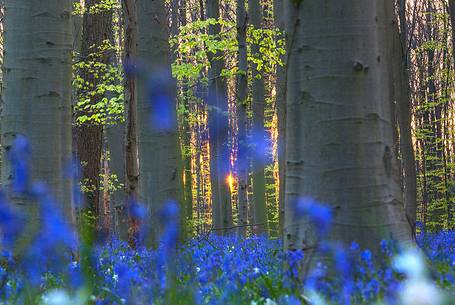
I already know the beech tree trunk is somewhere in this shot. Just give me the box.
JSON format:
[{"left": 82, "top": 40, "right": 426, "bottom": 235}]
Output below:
[
  {"left": 106, "top": 121, "right": 127, "bottom": 238},
  {"left": 75, "top": 0, "right": 113, "bottom": 226},
  {"left": 283, "top": 0, "right": 412, "bottom": 252},
  {"left": 172, "top": 0, "right": 194, "bottom": 232},
  {"left": 448, "top": 0, "right": 455, "bottom": 226},
  {"left": 249, "top": 0, "right": 268, "bottom": 236},
  {"left": 394, "top": 0, "right": 418, "bottom": 236},
  {"left": 2, "top": 0, "right": 74, "bottom": 222},
  {"left": 136, "top": 0, "right": 183, "bottom": 245},
  {"left": 207, "top": 0, "right": 232, "bottom": 232},
  {"left": 122, "top": 0, "right": 139, "bottom": 243},
  {"left": 274, "top": 0, "right": 286, "bottom": 234},
  {"left": 236, "top": 0, "right": 249, "bottom": 236}
]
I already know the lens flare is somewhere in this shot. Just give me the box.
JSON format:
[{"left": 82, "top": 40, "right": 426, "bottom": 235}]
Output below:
[{"left": 226, "top": 173, "right": 235, "bottom": 192}]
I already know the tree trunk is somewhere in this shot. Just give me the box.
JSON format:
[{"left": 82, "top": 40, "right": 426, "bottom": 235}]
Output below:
[
  {"left": 283, "top": 0, "right": 412, "bottom": 253},
  {"left": 2, "top": 0, "right": 74, "bottom": 222},
  {"left": 449, "top": 0, "right": 455, "bottom": 66},
  {"left": 447, "top": 0, "right": 455, "bottom": 227},
  {"left": 236, "top": 0, "right": 249, "bottom": 236},
  {"left": 123, "top": 0, "right": 140, "bottom": 244},
  {"left": 75, "top": 0, "right": 113, "bottom": 227},
  {"left": 274, "top": 0, "right": 286, "bottom": 235},
  {"left": 249, "top": 0, "right": 268, "bottom": 236},
  {"left": 394, "top": 0, "right": 418, "bottom": 236},
  {"left": 136, "top": 0, "right": 183, "bottom": 245},
  {"left": 106, "top": 122, "right": 127, "bottom": 239},
  {"left": 172, "top": 0, "right": 194, "bottom": 233},
  {"left": 206, "top": 0, "right": 232, "bottom": 232}
]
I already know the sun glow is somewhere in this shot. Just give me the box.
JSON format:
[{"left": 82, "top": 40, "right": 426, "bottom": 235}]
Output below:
[{"left": 226, "top": 173, "right": 235, "bottom": 192}]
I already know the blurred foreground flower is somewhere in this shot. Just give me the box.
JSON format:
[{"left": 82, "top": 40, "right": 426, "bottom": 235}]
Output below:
[
  {"left": 41, "top": 289, "right": 89, "bottom": 305},
  {"left": 393, "top": 248, "right": 445, "bottom": 305},
  {"left": 294, "top": 197, "right": 332, "bottom": 237},
  {"left": 7, "top": 135, "right": 31, "bottom": 193}
]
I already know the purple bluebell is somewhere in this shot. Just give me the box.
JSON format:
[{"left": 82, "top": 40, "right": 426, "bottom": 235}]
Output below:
[{"left": 294, "top": 197, "right": 332, "bottom": 237}]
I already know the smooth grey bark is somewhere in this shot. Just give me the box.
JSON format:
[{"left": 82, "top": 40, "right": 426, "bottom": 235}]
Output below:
[
  {"left": 72, "top": 1, "right": 83, "bottom": 56},
  {"left": 236, "top": 0, "right": 249, "bottom": 236},
  {"left": 106, "top": 122, "right": 127, "bottom": 239},
  {"left": 207, "top": 0, "right": 232, "bottom": 232},
  {"left": 273, "top": 0, "right": 286, "bottom": 234},
  {"left": 395, "top": 0, "right": 418, "bottom": 236},
  {"left": 2, "top": 0, "right": 32, "bottom": 216},
  {"left": 136, "top": 0, "right": 183, "bottom": 244},
  {"left": 75, "top": 0, "right": 113, "bottom": 228},
  {"left": 180, "top": 0, "right": 194, "bottom": 231},
  {"left": 448, "top": 0, "right": 455, "bottom": 226},
  {"left": 283, "top": 0, "right": 412, "bottom": 252},
  {"left": 0, "top": 5, "right": 3, "bottom": 181},
  {"left": 249, "top": 0, "right": 268, "bottom": 236},
  {"left": 122, "top": 0, "right": 140, "bottom": 244},
  {"left": 2, "top": 0, "right": 74, "bottom": 222},
  {"left": 172, "top": 0, "right": 193, "bottom": 231}
]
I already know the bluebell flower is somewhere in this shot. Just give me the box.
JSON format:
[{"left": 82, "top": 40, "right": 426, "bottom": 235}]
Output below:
[
  {"left": 249, "top": 127, "right": 272, "bottom": 166},
  {"left": 159, "top": 200, "right": 180, "bottom": 223},
  {"left": 7, "top": 135, "right": 31, "bottom": 193},
  {"left": 128, "top": 200, "right": 147, "bottom": 220},
  {"left": 0, "top": 192, "right": 25, "bottom": 248},
  {"left": 123, "top": 57, "right": 141, "bottom": 77},
  {"left": 63, "top": 156, "right": 83, "bottom": 208},
  {"left": 158, "top": 201, "right": 180, "bottom": 252},
  {"left": 360, "top": 250, "right": 372, "bottom": 264},
  {"left": 294, "top": 197, "right": 332, "bottom": 237},
  {"left": 350, "top": 241, "right": 360, "bottom": 252},
  {"left": 147, "top": 70, "right": 176, "bottom": 132}
]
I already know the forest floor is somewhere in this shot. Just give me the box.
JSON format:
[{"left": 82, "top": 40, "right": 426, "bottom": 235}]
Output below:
[{"left": 1, "top": 231, "right": 454, "bottom": 305}]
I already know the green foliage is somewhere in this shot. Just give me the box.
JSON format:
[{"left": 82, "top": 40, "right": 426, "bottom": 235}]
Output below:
[
  {"left": 73, "top": 40, "right": 124, "bottom": 126},
  {"left": 73, "top": 0, "right": 121, "bottom": 16},
  {"left": 171, "top": 19, "right": 285, "bottom": 82},
  {"left": 414, "top": 93, "right": 455, "bottom": 231},
  {"left": 100, "top": 152, "right": 125, "bottom": 193},
  {"left": 247, "top": 26, "right": 286, "bottom": 76},
  {"left": 170, "top": 18, "right": 237, "bottom": 82}
]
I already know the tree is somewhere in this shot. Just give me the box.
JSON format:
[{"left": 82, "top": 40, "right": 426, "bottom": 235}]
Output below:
[
  {"left": 136, "top": 0, "right": 183, "bottom": 244},
  {"left": 172, "top": 0, "right": 194, "bottom": 233},
  {"left": 283, "top": 0, "right": 412, "bottom": 252},
  {"left": 74, "top": 0, "right": 114, "bottom": 228},
  {"left": 2, "top": 0, "right": 74, "bottom": 221},
  {"left": 450, "top": 1, "right": 455, "bottom": 65},
  {"left": 274, "top": 0, "right": 286, "bottom": 235},
  {"left": 236, "top": 0, "right": 249, "bottom": 236},
  {"left": 121, "top": 0, "right": 140, "bottom": 243},
  {"left": 249, "top": 0, "right": 268, "bottom": 235},
  {"left": 394, "top": 0, "right": 418, "bottom": 235},
  {"left": 206, "top": 0, "right": 233, "bottom": 232},
  {"left": 448, "top": 0, "right": 455, "bottom": 227}
]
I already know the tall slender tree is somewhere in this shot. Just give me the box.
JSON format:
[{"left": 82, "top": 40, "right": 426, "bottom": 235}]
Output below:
[
  {"left": 74, "top": 0, "right": 113, "bottom": 226},
  {"left": 450, "top": 1, "right": 455, "bottom": 64},
  {"left": 283, "top": 0, "right": 412, "bottom": 253},
  {"left": 136, "top": 0, "right": 183, "bottom": 244},
  {"left": 395, "top": 0, "right": 418, "bottom": 235},
  {"left": 236, "top": 0, "right": 249, "bottom": 236},
  {"left": 207, "top": 0, "right": 232, "bottom": 231},
  {"left": 273, "top": 0, "right": 286, "bottom": 234},
  {"left": 2, "top": 0, "right": 74, "bottom": 221},
  {"left": 448, "top": 0, "right": 455, "bottom": 227},
  {"left": 249, "top": 0, "right": 268, "bottom": 235},
  {"left": 172, "top": 0, "right": 194, "bottom": 232},
  {"left": 122, "top": 0, "right": 139, "bottom": 242}
]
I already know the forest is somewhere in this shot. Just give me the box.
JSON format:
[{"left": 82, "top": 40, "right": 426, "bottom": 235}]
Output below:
[{"left": 0, "top": 0, "right": 454, "bottom": 304}]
